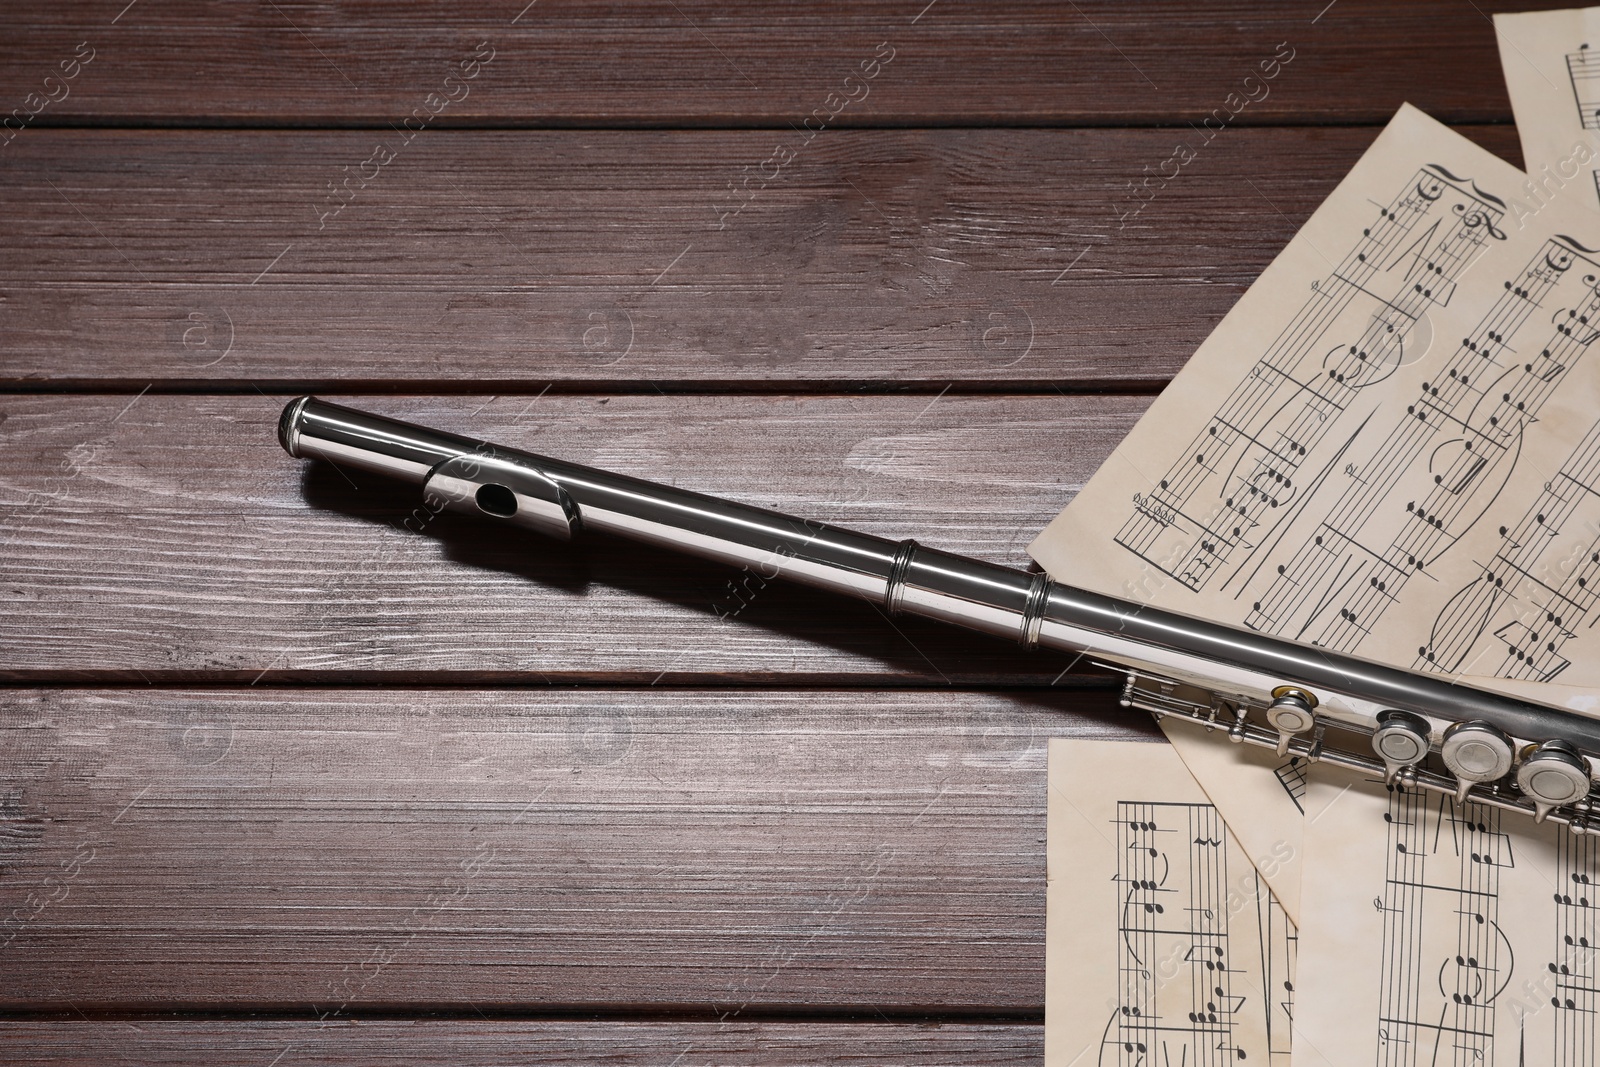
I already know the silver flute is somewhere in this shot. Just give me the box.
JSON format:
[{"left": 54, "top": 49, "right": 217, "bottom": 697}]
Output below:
[{"left": 281, "top": 396, "right": 1600, "bottom": 833}]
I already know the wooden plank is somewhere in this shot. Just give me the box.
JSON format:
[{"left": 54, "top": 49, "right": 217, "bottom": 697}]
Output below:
[
  {"left": 0, "top": 687, "right": 1151, "bottom": 1009},
  {"left": 0, "top": 126, "right": 1519, "bottom": 390},
  {"left": 0, "top": 1, "right": 1554, "bottom": 126},
  {"left": 0, "top": 393, "right": 1145, "bottom": 684},
  {"left": 0, "top": 1020, "right": 1041, "bottom": 1064}
]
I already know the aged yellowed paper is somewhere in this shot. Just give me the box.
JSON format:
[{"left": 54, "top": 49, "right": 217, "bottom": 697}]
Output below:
[
  {"left": 1497, "top": 6, "right": 1600, "bottom": 214},
  {"left": 1047, "top": 737, "right": 1294, "bottom": 1067},
  {"left": 1031, "top": 103, "right": 1600, "bottom": 695},
  {"left": 1292, "top": 764, "right": 1594, "bottom": 1066},
  {"left": 1031, "top": 106, "right": 1600, "bottom": 1001},
  {"left": 1161, "top": 727, "right": 1306, "bottom": 924}
]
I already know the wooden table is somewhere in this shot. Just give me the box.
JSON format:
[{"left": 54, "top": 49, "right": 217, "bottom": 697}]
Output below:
[{"left": 0, "top": 2, "right": 1543, "bottom": 1061}]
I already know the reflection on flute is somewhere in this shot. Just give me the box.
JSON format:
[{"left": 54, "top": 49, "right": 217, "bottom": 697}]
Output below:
[{"left": 281, "top": 395, "right": 1600, "bottom": 833}]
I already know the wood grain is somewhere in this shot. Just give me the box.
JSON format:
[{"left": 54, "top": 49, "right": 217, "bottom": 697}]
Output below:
[
  {"left": 0, "top": 126, "right": 1519, "bottom": 389},
  {"left": 0, "top": 1020, "right": 1040, "bottom": 1064},
  {"left": 0, "top": 687, "right": 1151, "bottom": 1009},
  {"left": 0, "top": 393, "right": 1144, "bottom": 684},
  {"left": 0, "top": 0, "right": 1529, "bottom": 1034},
  {"left": 0, "top": 1, "right": 1556, "bottom": 126}
]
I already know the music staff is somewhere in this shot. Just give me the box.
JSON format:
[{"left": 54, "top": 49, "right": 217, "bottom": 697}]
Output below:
[
  {"left": 1110, "top": 802, "right": 1259, "bottom": 1065},
  {"left": 1242, "top": 238, "right": 1600, "bottom": 652},
  {"left": 1567, "top": 45, "right": 1600, "bottom": 132},
  {"left": 1375, "top": 785, "right": 1512, "bottom": 1066},
  {"left": 1116, "top": 167, "right": 1507, "bottom": 598},
  {"left": 1417, "top": 417, "right": 1600, "bottom": 680},
  {"left": 1554, "top": 831, "right": 1600, "bottom": 1065}
]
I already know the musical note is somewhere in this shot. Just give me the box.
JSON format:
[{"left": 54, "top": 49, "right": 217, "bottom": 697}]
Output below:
[
  {"left": 1488, "top": 9, "right": 1600, "bottom": 239},
  {"left": 1108, "top": 165, "right": 1503, "bottom": 598},
  {"left": 1415, "top": 417, "right": 1600, "bottom": 681},
  {"left": 1235, "top": 237, "right": 1600, "bottom": 655},
  {"left": 1273, "top": 756, "right": 1310, "bottom": 814},
  {"left": 1034, "top": 107, "right": 1600, "bottom": 698},
  {"left": 1553, "top": 833, "right": 1600, "bottom": 1060},
  {"left": 1029, "top": 74, "right": 1600, "bottom": 1067},
  {"left": 1568, "top": 45, "right": 1600, "bottom": 132},
  {"left": 1047, "top": 739, "right": 1295, "bottom": 1067},
  {"left": 1372, "top": 786, "right": 1511, "bottom": 1064},
  {"left": 1286, "top": 760, "right": 1600, "bottom": 1067}
]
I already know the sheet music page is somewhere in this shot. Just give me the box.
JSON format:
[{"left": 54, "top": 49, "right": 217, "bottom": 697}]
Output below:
[
  {"left": 1292, "top": 765, "right": 1596, "bottom": 1066},
  {"left": 1046, "top": 737, "right": 1296, "bottom": 1067},
  {"left": 1031, "top": 103, "right": 1600, "bottom": 695},
  {"left": 1497, "top": 6, "right": 1600, "bottom": 214},
  {"left": 1029, "top": 104, "right": 1600, "bottom": 994},
  {"left": 1161, "top": 727, "right": 1307, "bottom": 925}
]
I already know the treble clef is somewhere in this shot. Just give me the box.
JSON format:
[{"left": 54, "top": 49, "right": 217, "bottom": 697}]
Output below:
[{"left": 1454, "top": 202, "right": 1507, "bottom": 241}]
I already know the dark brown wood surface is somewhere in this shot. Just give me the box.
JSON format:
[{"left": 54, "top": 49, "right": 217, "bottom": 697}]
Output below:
[
  {"left": 2, "top": 1020, "right": 1043, "bottom": 1064},
  {"left": 0, "top": 688, "right": 1149, "bottom": 1011},
  {"left": 0, "top": 393, "right": 1139, "bottom": 683},
  {"left": 0, "top": 1, "right": 1562, "bottom": 126},
  {"left": 0, "top": 1, "right": 1543, "bottom": 1061},
  {"left": 0, "top": 126, "right": 1518, "bottom": 390}
]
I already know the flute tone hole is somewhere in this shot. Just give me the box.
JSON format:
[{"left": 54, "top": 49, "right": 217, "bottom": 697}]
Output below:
[{"left": 475, "top": 483, "right": 518, "bottom": 517}]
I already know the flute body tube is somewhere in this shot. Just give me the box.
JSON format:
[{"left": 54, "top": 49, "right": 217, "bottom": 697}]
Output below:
[{"left": 280, "top": 396, "right": 1600, "bottom": 832}]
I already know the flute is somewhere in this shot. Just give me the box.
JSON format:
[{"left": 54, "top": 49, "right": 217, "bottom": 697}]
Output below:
[{"left": 280, "top": 396, "right": 1600, "bottom": 832}]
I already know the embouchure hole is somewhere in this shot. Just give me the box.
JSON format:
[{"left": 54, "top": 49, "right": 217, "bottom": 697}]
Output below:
[{"left": 475, "top": 483, "right": 518, "bottom": 517}]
